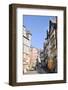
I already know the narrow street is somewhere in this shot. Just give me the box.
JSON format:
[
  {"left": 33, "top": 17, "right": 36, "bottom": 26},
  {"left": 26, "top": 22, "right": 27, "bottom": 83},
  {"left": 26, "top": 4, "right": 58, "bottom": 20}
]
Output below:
[
  {"left": 25, "top": 70, "right": 38, "bottom": 74},
  {"left": 26, "top": 64, "right": 46, "bottom": 74},
  {"left": 36, "top": 64, "right": 46, "bottom": 74}
]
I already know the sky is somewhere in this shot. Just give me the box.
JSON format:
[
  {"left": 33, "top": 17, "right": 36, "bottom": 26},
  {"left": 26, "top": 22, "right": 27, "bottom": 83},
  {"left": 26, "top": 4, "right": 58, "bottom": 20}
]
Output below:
[{"left": 23, "top": 15, "right": 55, "bottom": 49}]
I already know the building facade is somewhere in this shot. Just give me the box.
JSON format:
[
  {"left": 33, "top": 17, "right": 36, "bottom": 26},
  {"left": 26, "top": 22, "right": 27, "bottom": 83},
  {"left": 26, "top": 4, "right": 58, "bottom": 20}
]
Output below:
[
  {"left": 30, "top": 47, "right": 39, "bottom": 70},
  {"left": 43, "top": 17, "right": 57, "bottom": 72},
  {"left": 40, "top": 49, "right": 45, "bottom": 68},
  {"left": 23, "top": 26, "right": 32, "bottom": 73},
  {"left": 48, "top": 17, "right": 57, "bottom": 62}
]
